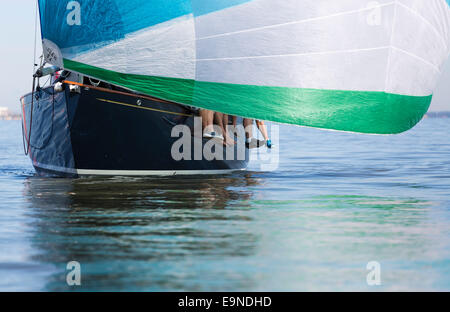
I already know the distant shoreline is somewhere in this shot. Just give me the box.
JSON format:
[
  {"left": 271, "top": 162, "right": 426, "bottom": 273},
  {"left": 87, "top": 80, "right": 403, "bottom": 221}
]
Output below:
[
  {"left": 425, "top": 111, "right": 450, "bottom": 118},
  {"left": 0, "top": 115, "right": 21, "bottom": 121}
]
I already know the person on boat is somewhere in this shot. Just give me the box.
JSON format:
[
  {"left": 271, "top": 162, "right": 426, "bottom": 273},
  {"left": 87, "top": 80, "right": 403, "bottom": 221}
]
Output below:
[
  {"left": 243, "top": 118, "right": 272, "bottom": 148},
  {"left": 200, "top": 109, "right": 234, "bottom": 145},
  {"left": 200, "top": 109, "right": 217, "bottom": 138},
  {"left": 216, "top": 113, "right": 235, "bottom": 146},
  {"left": 256, "top": 120, "right": 272, "bottom": 148}
]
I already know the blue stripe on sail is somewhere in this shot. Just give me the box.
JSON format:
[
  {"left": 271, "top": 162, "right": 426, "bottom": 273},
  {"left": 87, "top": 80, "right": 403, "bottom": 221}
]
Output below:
[
  {"left": 191, "top": 0, "right": 253, "bottom": 16},
  {"left": 117, "top": 0, "right": 192, "bottom": 35},
  {"left": 40, "top": 0, "right": 127, "bottom": 50},
  {"left": 39, "top": 0, "right": 254, "bottom": 53},
  {"left": 39, "top": 0, "right": 193, "bottom": 51}
]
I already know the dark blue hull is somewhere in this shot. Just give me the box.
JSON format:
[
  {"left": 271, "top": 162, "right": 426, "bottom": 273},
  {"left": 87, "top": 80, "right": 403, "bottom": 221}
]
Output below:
[{"left": 21, "top": 82, "right": 249, "bottom": 177}]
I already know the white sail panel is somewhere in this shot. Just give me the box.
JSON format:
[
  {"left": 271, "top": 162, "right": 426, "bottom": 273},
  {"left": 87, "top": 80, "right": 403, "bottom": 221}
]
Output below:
[{"left": 73, "top": 15, "right": 196, "bottom": 79}]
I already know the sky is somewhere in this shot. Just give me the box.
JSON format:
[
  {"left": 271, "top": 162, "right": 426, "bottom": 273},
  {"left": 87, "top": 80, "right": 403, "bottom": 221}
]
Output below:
[{"left": 0, "top": 0, "right": 449, "bottom": 113}]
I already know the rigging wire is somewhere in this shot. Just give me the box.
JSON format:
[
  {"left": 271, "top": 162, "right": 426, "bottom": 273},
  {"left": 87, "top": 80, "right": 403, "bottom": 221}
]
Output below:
[
  {"left": 23, "top": 0, "right": 39, "bottom": 156},
  {"left": 22, "top": 77, "right": 36, "bottom": 156},
  {"left": 32, "top": 0, "right": 39, "bottom": 75}
]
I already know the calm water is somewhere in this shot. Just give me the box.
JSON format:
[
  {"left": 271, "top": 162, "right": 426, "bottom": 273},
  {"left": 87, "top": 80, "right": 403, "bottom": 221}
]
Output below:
[{"left": 0, "top": 119, "right": 449, "bottom": 291}]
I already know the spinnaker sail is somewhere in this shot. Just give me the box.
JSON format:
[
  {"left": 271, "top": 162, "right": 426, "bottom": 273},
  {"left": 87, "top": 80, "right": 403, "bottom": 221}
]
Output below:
[{"left": 38, "top": 0, "right": 450, "bottom": 134}]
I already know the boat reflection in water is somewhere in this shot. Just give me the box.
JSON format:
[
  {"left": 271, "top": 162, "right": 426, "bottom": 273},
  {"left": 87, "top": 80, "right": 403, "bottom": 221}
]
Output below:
[
  {"left": 21, "top": 171, "right": 445, "bottom": 291},
  {"left": 23, "top": 173, "right": 261, "bottom": 291}
]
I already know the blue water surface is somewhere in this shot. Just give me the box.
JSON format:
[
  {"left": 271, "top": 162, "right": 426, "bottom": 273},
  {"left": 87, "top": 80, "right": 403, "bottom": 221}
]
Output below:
[{"left": 0, "top": 119, "right": 449, "bottom": 291}]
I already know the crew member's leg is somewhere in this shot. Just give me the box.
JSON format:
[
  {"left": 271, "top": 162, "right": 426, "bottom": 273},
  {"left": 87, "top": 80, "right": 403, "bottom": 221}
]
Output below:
[
  {"left": 243, "top": 118, "right": 254, "bottom": 142},
  {"left": 200, "top": 109, "right": 215, "bottom": 135},
  {"left": 256, "top": 120, "right": 272, "bottom": 148},
  {"left": 215, "top": 113, "right": 234, "bottom": 145},
  {"left": 232, "top": 116, "right": 237, "bottom": 127},
  {"left": 255, "top": 120, "right": 269, "bottom": 141}
]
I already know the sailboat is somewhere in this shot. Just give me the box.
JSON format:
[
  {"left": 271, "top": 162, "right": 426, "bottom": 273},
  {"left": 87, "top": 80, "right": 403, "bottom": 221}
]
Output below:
[{"left": 22, "top": 0, "right": 450, "bottom": 177}]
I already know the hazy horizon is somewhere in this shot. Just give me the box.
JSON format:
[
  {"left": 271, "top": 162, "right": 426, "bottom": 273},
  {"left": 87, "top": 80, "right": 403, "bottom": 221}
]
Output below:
[{"left": 1, "top": 0, "right": 449, "bottom": 113}]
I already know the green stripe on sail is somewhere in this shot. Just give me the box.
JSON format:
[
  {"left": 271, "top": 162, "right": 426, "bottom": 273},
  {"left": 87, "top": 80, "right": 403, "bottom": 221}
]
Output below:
[
  {"left": 64, "top": 59, "right": 196, "bottom": 105},
  {"left": 64, "top": 59, "right": 431, "bottom": 134}
]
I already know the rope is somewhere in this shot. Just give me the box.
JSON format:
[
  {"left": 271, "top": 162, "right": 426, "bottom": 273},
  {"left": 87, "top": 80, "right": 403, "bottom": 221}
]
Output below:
[
  {"left": 32, "top": 0, "right": 39, "bottom": 75},
  {"left": 22, "top": 78, "right": 36, "bottom": 156},
  {"left": 23, "top": 0, "right": 40, "bottom": 156}
]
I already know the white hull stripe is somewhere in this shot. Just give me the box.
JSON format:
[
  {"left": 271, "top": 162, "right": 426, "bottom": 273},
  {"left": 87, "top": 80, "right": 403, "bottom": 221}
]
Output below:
[
  {"left": 34, "top": 162, "right": 246, "bottom": 176},
  {"left": 75, "top": 169, "right": 245, "bottom": 176}
]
